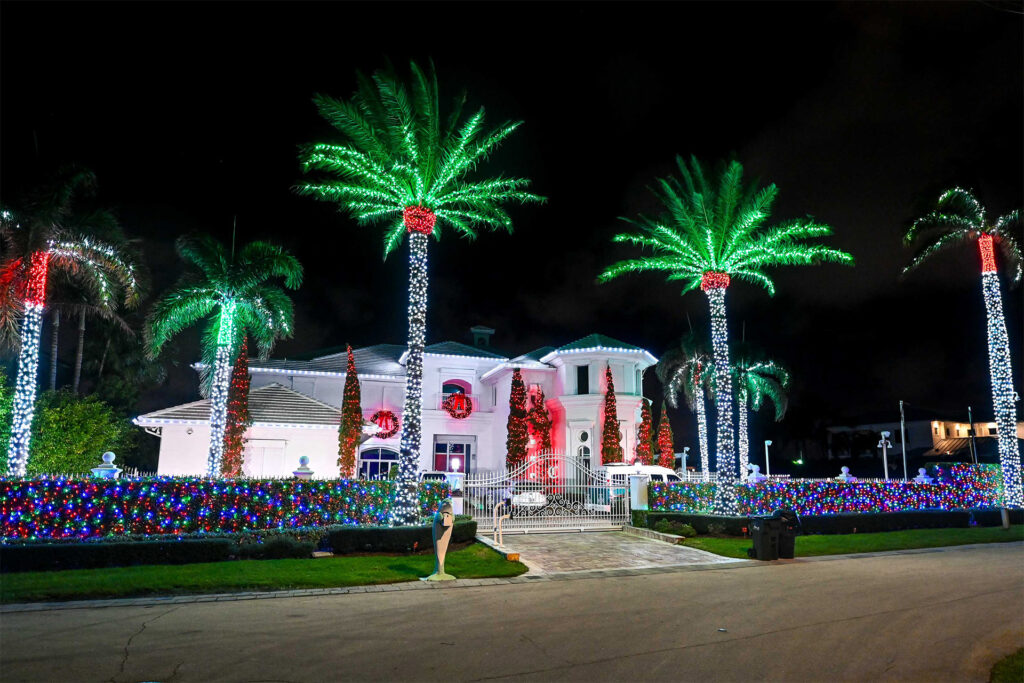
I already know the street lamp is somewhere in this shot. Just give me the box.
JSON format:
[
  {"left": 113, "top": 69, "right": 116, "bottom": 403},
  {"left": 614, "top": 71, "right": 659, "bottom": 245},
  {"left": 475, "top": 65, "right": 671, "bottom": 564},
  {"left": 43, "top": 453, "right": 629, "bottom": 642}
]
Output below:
[
  {"left": 764, "top": 440, "right": 773, "bottom": 477},
  {"left": 680, "top": 446, "right": 691, "bottom": 476},
  {"left": 878, "top": 431, "right": 892, "bottom": 481}
]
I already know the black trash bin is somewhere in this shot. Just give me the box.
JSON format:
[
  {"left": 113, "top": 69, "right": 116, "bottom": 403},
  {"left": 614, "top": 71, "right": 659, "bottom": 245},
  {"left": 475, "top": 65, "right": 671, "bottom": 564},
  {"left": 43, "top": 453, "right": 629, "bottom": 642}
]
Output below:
[
  {"left": 747, "top": 517, "right": 781, "bottom": 560},
  {"left": 774, "top": 509, "right": 801, "bottom": 559}
]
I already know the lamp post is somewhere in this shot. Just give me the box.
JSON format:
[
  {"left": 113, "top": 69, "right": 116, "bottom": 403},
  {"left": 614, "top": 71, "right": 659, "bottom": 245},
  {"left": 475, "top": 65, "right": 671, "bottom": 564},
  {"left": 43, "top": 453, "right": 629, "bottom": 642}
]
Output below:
[
  {"left": 899, "top": 400, "right": 909, "bottom": 479},
  {"left": 878, "top": 431, "right": 892, "bottom": 481},
  {"left": 763, "top": 440, "right": 772, "bottom": 478},
  {"left": 680, "top": 446, "right": 691, "bottom": 477}
]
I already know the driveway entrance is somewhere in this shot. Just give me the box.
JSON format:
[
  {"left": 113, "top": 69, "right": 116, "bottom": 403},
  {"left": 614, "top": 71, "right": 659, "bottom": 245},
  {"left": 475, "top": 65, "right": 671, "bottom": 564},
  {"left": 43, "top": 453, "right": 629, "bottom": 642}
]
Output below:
[{"left": 497, "top": 531, "right": 741, "bottom": 573}]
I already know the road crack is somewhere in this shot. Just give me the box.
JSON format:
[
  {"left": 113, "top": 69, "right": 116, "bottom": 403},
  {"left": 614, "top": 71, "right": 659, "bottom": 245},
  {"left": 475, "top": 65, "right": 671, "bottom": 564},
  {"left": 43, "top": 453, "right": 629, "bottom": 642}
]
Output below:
[{"left": 108, "top": 606, "right": 180, "bottom": 683}]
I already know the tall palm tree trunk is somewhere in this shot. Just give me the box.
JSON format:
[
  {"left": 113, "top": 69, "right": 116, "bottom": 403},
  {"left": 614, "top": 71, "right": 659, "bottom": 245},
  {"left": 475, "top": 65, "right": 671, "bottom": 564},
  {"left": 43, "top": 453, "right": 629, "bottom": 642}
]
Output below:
[
  {"left": 6, "top": 252, "right": 51, "bottom": 475},
  {"left": 72, "top": 309, "right": 85, "bottom": 393},
  {"left": 97, "top": 334, "right": 111, "bottom": 381},
  {"left": 48, "top": 309, "right": 60, "bottom": 391},
  {"left": 978, "top": 236, "right": 1022, "bottom": 507},
  {"left": 206, "top": 304, "right": 237, "bottom": 478},
  {"left": 738, "top": 391, "right": 749, "bottom": 481},
  {"left": 695, "top": 385, "right": 710, "bottom": 480},
  {"left": 391, "top": 231, "right": 428, "bottom": 525},
  {"left": 704, "top": 283, "right": 738, "bottom": 514}
]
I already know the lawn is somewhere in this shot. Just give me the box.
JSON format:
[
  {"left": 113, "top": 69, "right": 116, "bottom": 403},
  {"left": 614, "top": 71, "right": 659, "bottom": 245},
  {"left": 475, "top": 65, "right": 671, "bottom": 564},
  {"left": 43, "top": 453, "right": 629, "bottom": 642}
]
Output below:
[
  {"left": 682, "top": 524, "right": 1024, "bottom": 559},
  {"left": 990, "top": 647, "right": 1024, "bottom": 683},
  {"left": 0, "top": 542, "right": 526, "bottom": 604}
]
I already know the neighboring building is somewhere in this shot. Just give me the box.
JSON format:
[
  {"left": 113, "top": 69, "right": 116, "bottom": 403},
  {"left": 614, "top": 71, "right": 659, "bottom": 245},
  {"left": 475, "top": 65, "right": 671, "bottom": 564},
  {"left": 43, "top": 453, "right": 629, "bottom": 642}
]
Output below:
[
  {"left": 135, "top": 332, "right": 658, "bottom": 478},
  {"left": 925, "top": 420, "right": 1024, "bottom": 459},
  {"left": 826, "top": 418, "right": 1024, "bottom": 461}
]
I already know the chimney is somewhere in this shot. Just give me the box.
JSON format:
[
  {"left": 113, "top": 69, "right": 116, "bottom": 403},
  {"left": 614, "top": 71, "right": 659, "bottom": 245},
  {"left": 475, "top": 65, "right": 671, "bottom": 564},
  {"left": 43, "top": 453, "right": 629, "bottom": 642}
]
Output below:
[{"left": 470, "top": 325, "right": 495, "bottom": 348}]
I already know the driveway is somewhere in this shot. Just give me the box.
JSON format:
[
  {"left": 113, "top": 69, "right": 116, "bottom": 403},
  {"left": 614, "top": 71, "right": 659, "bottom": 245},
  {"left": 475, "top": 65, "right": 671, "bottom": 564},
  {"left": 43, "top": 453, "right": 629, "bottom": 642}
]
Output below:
[
  {"left": 2, "top": 542, "right": 1021, "bottom": 682},
  {"left": 496, "top": 530, "right": 739, "bottom": 573}
]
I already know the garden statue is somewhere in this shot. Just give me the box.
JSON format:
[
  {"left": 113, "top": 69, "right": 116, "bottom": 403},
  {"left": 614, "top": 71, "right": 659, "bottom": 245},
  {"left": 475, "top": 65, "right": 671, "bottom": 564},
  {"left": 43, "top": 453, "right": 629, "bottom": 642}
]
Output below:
[
  {"left": 293, "top": 456, "right": 314, "bottom": 480},
  {"left": 836, "top": 466, "right": 858, "bottom": 483},
  {"left": 747, "top": 464, "right": 768, "bottom": 483},
  {"left": 90, "top": 452, "right": 122, "bottom": 480},
  {"left": 423, "top": 500, "right": 456, "bottom": 581},
  {"left": 912, "top": 468, "right": 934, "bottom": 484}
]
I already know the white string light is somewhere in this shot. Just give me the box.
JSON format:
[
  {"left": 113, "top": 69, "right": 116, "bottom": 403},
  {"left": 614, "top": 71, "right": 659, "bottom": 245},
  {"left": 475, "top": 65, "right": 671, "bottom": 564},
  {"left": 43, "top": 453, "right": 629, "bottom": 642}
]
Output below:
[
  {"left": 206, "top": 301, "right": 237, "bottom": 478},
  {"left": 5, "top": 303, "right": 44, "bottom": 475},
  {"left": 705, "top": 285, "right": 739, "bottom": 514}
]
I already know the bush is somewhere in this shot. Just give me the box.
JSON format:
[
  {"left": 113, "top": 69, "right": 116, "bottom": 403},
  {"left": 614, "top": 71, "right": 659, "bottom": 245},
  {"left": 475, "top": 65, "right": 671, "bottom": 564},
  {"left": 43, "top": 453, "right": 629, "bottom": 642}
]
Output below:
[
  {"left": 237, "top": 537, "right": 316, "bottom": 560},
  {"left": 0, "top": 538, "right": 232, "bottom": 573},
  {"left": 326, "top": 519, "right": 477, "bottom": 555},
  {"left": 638, "top": 509, "right": 1019, "bottom": 536},
  {"left": 652, "top": 519, "right": 698, "bottom": 537}
]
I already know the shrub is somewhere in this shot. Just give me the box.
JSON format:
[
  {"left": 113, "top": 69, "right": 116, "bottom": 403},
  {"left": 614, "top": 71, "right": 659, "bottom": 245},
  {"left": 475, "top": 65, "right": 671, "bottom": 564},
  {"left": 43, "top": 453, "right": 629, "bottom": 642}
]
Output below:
[
  {"left": 679, "top": 524, "right": 697, "bottom": 537},
  {"left": 237, "top": 537, "right": 316, "bottom": 560},
  {"left": 0, "top": 538, "right": 232, "bottom": 573},
  {"left": 326, "top": 519, "right": 477, "bottom": 555}
]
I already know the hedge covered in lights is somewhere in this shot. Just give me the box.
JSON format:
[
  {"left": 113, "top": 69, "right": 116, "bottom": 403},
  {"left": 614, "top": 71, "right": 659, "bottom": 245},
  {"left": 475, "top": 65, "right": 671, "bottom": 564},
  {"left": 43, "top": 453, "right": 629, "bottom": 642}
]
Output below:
[
  {"left": 649, "top": 465, "right": 1005, "bottom": 516},
  {"left": 0, "top": 477, "right": 451, "bottom": 540}
]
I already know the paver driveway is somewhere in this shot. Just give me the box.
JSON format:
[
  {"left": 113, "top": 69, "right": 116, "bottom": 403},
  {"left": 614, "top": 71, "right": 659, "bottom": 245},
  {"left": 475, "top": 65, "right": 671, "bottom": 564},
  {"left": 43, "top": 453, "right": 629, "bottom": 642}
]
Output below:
[{"left": 496, "top": 530, "right": 740, "bottom": 572}]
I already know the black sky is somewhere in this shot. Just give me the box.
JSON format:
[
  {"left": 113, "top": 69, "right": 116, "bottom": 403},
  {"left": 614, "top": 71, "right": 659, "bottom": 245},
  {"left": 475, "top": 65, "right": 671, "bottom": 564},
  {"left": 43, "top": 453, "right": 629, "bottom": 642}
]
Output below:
[{"left": 1, "top": 2, "right": 1021, "bottom": 450}]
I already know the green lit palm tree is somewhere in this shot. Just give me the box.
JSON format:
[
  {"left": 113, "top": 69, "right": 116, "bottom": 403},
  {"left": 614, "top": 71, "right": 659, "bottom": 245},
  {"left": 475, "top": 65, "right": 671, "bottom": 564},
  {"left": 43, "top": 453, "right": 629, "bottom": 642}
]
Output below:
[
  {"left": 297, "top": 61, "right": 543, "bottom": 524},
  {"left": 600, "top": 157, "right": 852, "bottom": 513},
  {"left": 904, "top": 188, "right": 1021, "bottom": 507},
  {"left": 733, "top": 352, "right": 789, "bottom": 481},
  {"left": 0, "top": 167, "right": 139, "bottom": 475},
  {"left": 148, "top": 234, "right": 302, "bottom": 477},
  {"left": 656, "top": 333, "right": 713, "bottom": 480}
]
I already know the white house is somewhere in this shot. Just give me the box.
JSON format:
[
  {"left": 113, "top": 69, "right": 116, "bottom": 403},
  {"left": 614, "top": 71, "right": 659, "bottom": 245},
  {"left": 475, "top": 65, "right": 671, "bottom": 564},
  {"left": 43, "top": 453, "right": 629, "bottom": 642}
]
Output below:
[{"left": 135, "top": 332, "right": 658, "bottom": 478}]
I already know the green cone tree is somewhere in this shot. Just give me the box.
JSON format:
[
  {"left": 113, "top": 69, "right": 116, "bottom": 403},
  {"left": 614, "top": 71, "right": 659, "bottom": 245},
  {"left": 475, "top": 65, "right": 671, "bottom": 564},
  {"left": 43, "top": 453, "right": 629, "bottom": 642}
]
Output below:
[
  {"left": 338, "top": 345, "right": 362, "bottom": 478},
  {"left": 298, "top": 61, "right": 542, "bottom": 523},
  {"left": 904, "top": 188, "right": 1021, "bottom": 507},
  {"left": 148, "top": 234, "right": 302, "bottom": 477},
  {"left": 601, "top": 157, "right": 852, "bottom": 513}
]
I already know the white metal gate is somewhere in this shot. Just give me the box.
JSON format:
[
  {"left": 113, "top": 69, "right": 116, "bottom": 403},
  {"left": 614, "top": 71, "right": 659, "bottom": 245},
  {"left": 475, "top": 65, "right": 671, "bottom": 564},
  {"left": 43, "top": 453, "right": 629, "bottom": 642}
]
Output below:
[{"left": 464, "top": 452, "right": 629, "bottom": 533}]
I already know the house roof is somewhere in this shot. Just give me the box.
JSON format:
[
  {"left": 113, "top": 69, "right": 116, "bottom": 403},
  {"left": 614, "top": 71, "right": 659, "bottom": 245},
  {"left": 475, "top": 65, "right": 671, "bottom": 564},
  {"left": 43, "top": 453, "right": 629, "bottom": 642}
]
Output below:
[
  {"left": 135, "top": 383, "right": 341, "bottom": 427},
  {"left": 424, "top": 341, "right": 507, "bottom": 359},
  {"left": 558, "top": 334, "right": 645, "bottom": 353},
  {"left": 246, "top": 344, "right": 407, "bottom": 378}
]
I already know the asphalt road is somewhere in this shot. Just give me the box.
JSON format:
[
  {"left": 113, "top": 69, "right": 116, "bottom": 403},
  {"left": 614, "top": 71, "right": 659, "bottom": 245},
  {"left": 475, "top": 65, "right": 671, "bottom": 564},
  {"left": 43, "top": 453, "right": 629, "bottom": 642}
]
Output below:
[{"left": 2, "top": 542, "right": 1022, "bottom": 682}]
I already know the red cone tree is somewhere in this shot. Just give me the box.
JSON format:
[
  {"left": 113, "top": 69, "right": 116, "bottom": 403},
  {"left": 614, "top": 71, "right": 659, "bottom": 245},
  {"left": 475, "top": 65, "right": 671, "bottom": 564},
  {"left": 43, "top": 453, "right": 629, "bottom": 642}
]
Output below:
[
  {"left": 600, "top": 365, "right": 622, "bottom": 464},
  {"left": 635, "top": 398, "right": 655, "bottom": 465},
  {"left": 527, "top": 387, "right": 553, "bottom": 452},
  {"left": 657, "top": 405, "right": 675, "bottom": 469},
  {"left": 506, "top": 368, "right": 529, "bottom": 469},
  {"left": 221, "top": 339, "right": 251, "bottom": 477},
  {"left": 337, "top": 345, "right": 363, "bottom": 478}
]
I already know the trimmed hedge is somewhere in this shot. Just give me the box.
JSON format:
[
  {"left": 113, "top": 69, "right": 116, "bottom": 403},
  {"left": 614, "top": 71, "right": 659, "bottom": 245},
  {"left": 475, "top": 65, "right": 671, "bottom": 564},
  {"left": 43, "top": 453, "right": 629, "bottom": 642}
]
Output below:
[
  {"left": 633, "top": 508, "right": 1023, "bottom": 536},
  {"left": 327, "top": 519, "right": 478, "bottom": 554},
  {"left": 0, "top": 538, "right": 232, "bottom": 573},
  {"left": 0, "top": 477, "right": 451, "bottom": 540}
]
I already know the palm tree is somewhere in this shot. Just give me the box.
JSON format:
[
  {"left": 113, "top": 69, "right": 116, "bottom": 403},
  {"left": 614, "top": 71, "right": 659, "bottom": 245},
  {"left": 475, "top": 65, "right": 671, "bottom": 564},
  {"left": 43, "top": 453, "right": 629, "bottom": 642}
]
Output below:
[
  {"left": 148, "top": 234, "right": 302, "bottom": 477},
  {"left": 0, "top": 167, "right": 139, "bottom": 475},
  {"left": 297, "top": 61, "right": 543, "bottom": 524},
  {"left": 733, "top": 353, "right": 789, "bottom": 481},
  {"left": 904, "top": 188, "right": 1022, "bottom": 507},
  {"left": 600, "top": 157, "right": 852, "bottom": 513},
  {"left": 656, "top": 333, "right": 713, "bottom": 480}
]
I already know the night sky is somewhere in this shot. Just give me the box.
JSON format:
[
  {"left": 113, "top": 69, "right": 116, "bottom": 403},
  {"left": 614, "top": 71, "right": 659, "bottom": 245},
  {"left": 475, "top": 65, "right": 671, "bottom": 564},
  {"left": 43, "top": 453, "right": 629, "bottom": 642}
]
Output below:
[{"left": 2, "top": 2, "right": 1021, "bottom": 456}]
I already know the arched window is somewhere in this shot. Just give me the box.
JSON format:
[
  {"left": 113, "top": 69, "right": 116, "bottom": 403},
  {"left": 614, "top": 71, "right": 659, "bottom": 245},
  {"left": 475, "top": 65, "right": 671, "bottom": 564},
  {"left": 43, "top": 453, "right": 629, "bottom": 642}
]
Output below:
[
  {"left": 578, "top": 445, "right": 591, "bottom": 471},
  {"left": 442, "top": 379, "right": 472, "bottom": 395},
  {"left": 359, "top": 448, "right": 400, "bottom": 480}
]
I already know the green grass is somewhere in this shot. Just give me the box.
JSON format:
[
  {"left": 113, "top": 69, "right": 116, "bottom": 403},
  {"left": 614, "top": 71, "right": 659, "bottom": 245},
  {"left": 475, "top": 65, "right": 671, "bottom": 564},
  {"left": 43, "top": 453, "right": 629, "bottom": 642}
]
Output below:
[
  {"left": 0, "top": 543, "right": 526, "bottom": 604},
  {"left": 682, "top": 525, "right": 1024, "bottom": 559},
  {"left": 990, "top": 647, "right": 1024, "bottom": 683}
]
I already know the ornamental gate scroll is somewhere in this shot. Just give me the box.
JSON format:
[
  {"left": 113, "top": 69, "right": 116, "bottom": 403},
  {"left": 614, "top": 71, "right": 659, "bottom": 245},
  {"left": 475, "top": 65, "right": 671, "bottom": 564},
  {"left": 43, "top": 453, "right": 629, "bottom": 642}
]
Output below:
[{"left": 464, "top": 451, "right": 630, "bottom": 533}]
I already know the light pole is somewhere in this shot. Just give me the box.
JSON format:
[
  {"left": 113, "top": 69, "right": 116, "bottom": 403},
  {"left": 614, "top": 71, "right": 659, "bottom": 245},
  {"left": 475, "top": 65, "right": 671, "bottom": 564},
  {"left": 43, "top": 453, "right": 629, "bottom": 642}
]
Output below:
[
  {"left": 680, "top": 446, "right": 691, "bottom": 476},
  {"left": 763, "top": 440, "right": 772, "bottom": 477},
  {"left": 878, "top": 431, "right": 892, "bottom": 481},
  {"left": 899, "top": 400, "right": 908, "bottom": 480},
  {"left": 966, "top": 405, "right": 978, "bottom": 465}
]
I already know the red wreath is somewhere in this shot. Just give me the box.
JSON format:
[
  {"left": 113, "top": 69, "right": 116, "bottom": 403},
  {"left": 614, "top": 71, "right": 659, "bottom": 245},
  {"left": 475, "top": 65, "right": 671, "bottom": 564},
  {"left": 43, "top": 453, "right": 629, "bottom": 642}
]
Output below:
[
  {"left": 371, "top": 410, "right": 400, "bottom": 439},
  {"left": 442, "top": 391, "right": 473, "bottom": 419}
]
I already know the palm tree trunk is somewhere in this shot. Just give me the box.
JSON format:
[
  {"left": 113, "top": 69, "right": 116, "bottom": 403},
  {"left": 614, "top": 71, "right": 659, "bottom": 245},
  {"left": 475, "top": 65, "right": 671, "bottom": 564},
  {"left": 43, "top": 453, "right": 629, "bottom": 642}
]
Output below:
[
  {"left": 6, "top": 253, "right": 50, "bottom": 475},
  {"left": 738, "top": 391, "right": 749, "bottom": 482},
  {"left": 705, "top": 285, "right": 738, "bottom": 514},
  {"left": 97, "top": 334, "right": 111, "bottom": 381},
  {"left": 978, "top": 236, "right": 1022, "bottom": 507},
  {"left": 207, "top": 304, "right": 238, "bottom": 478},
  {"left": 48, "top": 309, "right": 60, "bottom": 391},
  {"left": 391, "top": 232, "right": 428, "bottom": 525},
  {"left": 695, "top": 385, "right": 710, "bottom": 481},
  {"left": 72, "top": 309, "right": 85, "bottom": 394}
]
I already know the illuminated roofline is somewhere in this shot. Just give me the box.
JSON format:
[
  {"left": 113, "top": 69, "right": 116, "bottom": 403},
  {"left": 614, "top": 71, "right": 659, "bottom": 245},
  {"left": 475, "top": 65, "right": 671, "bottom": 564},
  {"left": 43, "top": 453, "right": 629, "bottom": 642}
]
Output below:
[
  {"left": 397, "top": 350, "right": 509, "bottom": 365},
  {"left": 133, "top": 417, "right": 339, "bottom": 431},
  {"left": 538, "top": 346, "right": 658, "bottom": 365}
]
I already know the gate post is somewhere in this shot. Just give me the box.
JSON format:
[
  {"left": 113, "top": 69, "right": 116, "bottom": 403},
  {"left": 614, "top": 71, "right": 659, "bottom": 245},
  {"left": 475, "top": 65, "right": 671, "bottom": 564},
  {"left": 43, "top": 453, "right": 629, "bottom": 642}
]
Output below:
[{"left": 629, "top": 475, "right": 648, "bottom": 511}]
